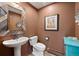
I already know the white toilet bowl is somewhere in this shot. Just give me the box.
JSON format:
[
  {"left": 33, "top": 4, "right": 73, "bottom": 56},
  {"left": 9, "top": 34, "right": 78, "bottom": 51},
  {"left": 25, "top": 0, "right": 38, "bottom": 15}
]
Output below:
[{"left": 29, "top": 36, "right": 46, "bottom": 56}]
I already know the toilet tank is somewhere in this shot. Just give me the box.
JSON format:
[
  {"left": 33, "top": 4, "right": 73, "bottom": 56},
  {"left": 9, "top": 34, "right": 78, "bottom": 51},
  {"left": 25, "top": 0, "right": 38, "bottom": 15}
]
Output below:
[{"left": 29, "top": 36, "right": 38, "bottom": 46}]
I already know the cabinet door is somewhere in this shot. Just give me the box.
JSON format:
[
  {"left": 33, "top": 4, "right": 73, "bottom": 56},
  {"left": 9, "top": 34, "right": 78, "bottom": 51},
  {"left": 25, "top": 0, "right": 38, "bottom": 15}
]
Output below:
[
  {"left": 0, "top": 35, "right": 14, "bottom": 56},
  {"left": 21, "top": 41, "right": 32, "bottom": 56}
]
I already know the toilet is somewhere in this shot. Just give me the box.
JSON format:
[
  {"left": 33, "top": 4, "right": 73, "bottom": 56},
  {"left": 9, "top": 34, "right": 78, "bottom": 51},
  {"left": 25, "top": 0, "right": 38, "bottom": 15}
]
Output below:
[{"left": 29, "top": 36, "right": 46, "bottom": 56}]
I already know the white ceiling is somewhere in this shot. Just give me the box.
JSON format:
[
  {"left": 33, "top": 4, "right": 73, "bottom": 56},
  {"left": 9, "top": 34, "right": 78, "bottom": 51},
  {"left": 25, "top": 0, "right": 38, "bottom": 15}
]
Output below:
[{"left": 29, "top": 2, "right": 53, "bottom": 9}]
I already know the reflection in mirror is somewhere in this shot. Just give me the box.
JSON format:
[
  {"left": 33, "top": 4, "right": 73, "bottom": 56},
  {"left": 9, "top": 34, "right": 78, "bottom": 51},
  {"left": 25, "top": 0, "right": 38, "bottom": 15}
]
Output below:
[
  {"left": 0, "top": 7, "right": 8, "bottom": 35},
  {"left": 16, "top": 20, "right": 23, "bottom": 28},
  {"left": 0, "top": 7, "right": 7, "bottom": 17},
  {"left": 75, "top": 10, "right": 79, "bottom": 25}
]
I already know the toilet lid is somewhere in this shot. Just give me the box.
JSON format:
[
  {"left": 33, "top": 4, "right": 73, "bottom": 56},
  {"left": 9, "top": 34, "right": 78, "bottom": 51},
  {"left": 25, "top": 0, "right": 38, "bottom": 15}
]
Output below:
[{"left": 34, "top": 43, "right": 46, "bottom": 49}]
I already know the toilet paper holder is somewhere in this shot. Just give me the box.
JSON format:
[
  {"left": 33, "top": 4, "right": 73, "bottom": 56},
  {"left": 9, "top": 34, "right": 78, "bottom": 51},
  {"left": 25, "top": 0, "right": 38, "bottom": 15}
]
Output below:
[{"left": 44, "top": 36, "right": 49, "bottom": 41}]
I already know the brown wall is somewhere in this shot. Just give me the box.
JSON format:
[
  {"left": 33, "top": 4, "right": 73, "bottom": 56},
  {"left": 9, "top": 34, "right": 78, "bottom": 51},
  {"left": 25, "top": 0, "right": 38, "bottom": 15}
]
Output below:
[
  {"left": 19, "top": 3, "right": 38, "bottom": 37},
  {"left": 75, "top": 2, "right": 79, "bottom": 12},
  {"left": 75, "top": 3, "right": 79, "bottom": 38},
  {"left": 38, "top": 3, "right": 75, "bottom": 55}
]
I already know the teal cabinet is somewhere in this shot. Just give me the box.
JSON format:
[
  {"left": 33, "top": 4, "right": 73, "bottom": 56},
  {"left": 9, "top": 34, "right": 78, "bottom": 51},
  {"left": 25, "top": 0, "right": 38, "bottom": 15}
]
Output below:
[{"left": 64, "top": 37, "right": 79, "bottom": 56}]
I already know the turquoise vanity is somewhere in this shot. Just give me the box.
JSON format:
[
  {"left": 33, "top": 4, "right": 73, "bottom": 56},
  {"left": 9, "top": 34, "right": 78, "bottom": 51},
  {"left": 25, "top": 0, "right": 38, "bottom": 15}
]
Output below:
[{"left": 64, "top": 37, "right": 79, "bottom": 56}]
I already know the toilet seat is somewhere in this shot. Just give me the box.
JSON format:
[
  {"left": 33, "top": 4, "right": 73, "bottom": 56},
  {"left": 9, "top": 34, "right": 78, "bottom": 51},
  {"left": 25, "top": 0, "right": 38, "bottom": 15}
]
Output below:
[{"left": 33, "top": 43, "right": 46, "bottom": 51}]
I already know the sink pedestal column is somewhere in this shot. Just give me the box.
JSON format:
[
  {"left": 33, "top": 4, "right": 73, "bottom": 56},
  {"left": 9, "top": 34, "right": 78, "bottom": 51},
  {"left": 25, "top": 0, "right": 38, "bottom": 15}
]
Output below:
[{"left": 14, "top": 46, "right": 21, "bottom": 56}]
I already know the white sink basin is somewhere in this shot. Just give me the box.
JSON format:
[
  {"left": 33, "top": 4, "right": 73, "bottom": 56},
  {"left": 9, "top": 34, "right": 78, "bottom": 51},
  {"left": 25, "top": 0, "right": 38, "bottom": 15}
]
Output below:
[
  {"left": 3, "top": 37, "right": 29, "bottom": 47},
  {"left": 3, "top": 39, "right": 18, "bottom": 47},
  {"left": 2, "top": 37, "right": 29, "bottom": 56},
  {"left": 17, "top": 37, "right": 29, "bottom": 46}
]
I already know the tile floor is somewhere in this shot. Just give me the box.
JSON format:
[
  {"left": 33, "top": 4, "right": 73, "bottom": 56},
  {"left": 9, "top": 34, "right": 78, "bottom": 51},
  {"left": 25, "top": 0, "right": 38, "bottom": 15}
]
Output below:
[
  {"left": 29, "top": 51, "right": 56, "bottom": 56},
  {"left": 44, "top": 51, "right": 55, "bottom": 56}
]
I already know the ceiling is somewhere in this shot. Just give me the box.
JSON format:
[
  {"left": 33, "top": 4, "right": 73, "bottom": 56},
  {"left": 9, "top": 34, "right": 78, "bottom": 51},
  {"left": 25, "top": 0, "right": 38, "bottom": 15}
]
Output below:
[
  {"left": 29, "top": 2, "right": 53, "bottom": 9},
  {"left": 0, "top": 2, "right": 8, "bottom": 6},
  {"left": 0, "top": 2, "right": 54, "bottom": 9}
]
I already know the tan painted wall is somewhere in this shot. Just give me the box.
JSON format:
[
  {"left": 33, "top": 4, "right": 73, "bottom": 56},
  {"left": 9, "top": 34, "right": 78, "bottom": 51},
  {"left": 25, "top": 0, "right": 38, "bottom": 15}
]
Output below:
[
  {"left": 75, "top": 3, "right": 79, "bottom": 38},
  {"left": 19, "top": 3, "right": 38, "bottom": 37},
  {"left": 38, "top": 3, "right": 75, "bottom": 55},
  {"left": 75, "top": 2, "right": 79, "bottom": 12}
]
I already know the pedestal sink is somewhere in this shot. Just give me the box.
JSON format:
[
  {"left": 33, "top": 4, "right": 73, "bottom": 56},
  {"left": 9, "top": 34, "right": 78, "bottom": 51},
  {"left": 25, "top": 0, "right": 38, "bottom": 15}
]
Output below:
[{"left": 3, "top": 37, "right": 29, "bottom": 56}]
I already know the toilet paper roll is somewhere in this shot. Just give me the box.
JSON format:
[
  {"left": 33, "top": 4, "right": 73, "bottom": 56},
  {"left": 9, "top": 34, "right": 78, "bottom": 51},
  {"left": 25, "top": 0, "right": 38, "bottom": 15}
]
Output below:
[{"left": 45, "top": 36, "right": 49, "bottom": 40}]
